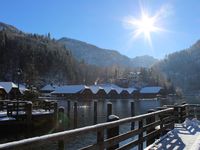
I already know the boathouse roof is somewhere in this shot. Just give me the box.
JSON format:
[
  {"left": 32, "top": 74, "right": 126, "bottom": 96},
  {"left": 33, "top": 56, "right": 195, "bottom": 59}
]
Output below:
[
  {"left": 52, "top": 85, "right": 90, "bottom": 94},
  {"left": 97, "top": 84, "right": 122, "bottom": 94},
  {"left": 40, "top": 84, "right": 56, "bottom": 92},
  {"left": 89, "top": 85, "right": 104, "bottom": 94},
  {"left": 140, "top": 86, "right": 162, "bottom": 94},
  {"left": 123, "top": 87, "right": 137, "bottom": 94},
  {"left": 19, "top": 84, "right": 28, "bottom": 94},
  {"left": 0, "top": 82, "right": 18, "bottom": 93}
]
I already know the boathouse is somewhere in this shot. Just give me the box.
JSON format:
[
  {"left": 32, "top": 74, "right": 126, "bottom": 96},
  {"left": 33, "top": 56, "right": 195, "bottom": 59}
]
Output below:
[
  {"left": 127, "top": 87, "right": 140, "bottom": 99},
  {"left": 99, "top": 84, "right": 121, "bottom": 99},
  {"left": 0, "top": 86, "right": 6, "bottom": 100},
  {"left": 89, "top": 85, "right": 106, "bottom": 99},
  {"left": 140, "top": 86, "right": 165, "bottom": 98},
  {"left": 51, "top": 85, "right": 93, "bottom": 99},
  {"left": 19, "top": 84, "right": 28, "bottom": 94},
  {"left": 120, "top": 87, "right": 138, "bottom": 99},
  {"left": 0, "top": 82, "right": 20, "bottom": 99},
  {"left": 40, "top": 84, "right": 57, "bottom": 96}
]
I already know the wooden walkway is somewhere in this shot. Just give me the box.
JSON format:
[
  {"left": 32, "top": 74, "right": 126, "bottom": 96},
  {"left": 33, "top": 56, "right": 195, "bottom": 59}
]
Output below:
[{"left": 146, "top": 121, "right": 200, "bottom": 150}]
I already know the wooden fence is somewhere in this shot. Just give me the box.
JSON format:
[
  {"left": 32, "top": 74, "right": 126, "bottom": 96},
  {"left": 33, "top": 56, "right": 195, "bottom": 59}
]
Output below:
[{"left": 0, "top": 106, "right": 175, "bottom": 150}]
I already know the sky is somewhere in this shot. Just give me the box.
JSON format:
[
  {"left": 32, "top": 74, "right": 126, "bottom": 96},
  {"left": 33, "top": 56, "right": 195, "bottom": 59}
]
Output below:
[{"left": 1, "top": 0, "right": 200, "bottom": 59}]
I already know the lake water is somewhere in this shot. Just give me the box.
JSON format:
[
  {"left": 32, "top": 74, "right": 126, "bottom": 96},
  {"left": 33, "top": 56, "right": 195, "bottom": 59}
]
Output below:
[{"left": 57, "top": 97, "right": 196, "bottom": 129}]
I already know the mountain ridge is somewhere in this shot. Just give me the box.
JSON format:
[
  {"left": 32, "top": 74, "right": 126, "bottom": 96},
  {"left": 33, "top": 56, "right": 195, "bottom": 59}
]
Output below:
[{"left": 58, "top": 37, "right": 158, "bottom": 68}]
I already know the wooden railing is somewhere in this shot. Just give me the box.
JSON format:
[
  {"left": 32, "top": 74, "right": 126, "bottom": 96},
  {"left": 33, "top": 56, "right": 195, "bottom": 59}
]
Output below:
[
  {"left": 0, "top": 103, "right": 199, "bottom": 150},
  {"left": 187, "top": 104, "right": 200, "bottom": 119},
  {"left": 0, "top": 107, "right": 174, "bottom": 150},
  {"left": 0, "top": 100, "right": 57, "bottom": 122}
]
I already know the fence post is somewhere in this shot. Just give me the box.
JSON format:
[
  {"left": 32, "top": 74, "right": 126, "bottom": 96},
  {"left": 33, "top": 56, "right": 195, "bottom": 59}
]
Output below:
[
  {"left": 97, "top": 129, "right": 104, "bottom": 150},
  {"left": 107, "top": 115, "right": 120, "bottom": 150},
  {"left": 53, "top": 102, "right": 58, "bottom": 125},
  {"left": 107, "top": 102, "right": 112, "bottom": 119},
  {"left": 94, "top": 101, "right": 97, "bottom": 124},
  {"left": 156, "top": 106, "right": 167, "bottom": 135},
  {"left": 67, "top": 100, "right": 70, "bottom": 128},
  {"left": 26, "top": 102, "right": 32, "bottom": 122},
  {"left": 181, "top": 102, "right": 187, "bottom": 122},
  {"left": 74, "top": 102, "right": 78, "bottom": 129},
  {"left": 131, "top": 101, "right": 135, "bottom": 130},
  {"left": 146, "top": 109, "right": 155, "bottom": 146},
  {"left": 58, "top": 107, "right": 65, "bottom": 150},
  {"left": 174, "top": 104, "right": 179, "bottom": 123},
  {"left": 138, "top": 119, "right": 143, "bottom": 150}
]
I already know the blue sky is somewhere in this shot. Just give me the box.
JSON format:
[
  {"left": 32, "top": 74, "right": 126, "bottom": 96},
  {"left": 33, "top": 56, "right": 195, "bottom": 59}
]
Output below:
[{"left": 1, "top": 0, "right": 200, "bottom": 59}]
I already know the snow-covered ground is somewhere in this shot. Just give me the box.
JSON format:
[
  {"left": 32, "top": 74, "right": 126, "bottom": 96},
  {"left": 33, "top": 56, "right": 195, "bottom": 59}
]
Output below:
[{"left": 146, "top": 118, "right": 200, "bottom": 150}]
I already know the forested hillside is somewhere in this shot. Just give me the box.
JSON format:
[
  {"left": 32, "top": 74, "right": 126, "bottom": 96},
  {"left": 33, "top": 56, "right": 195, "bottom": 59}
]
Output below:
[
  {"left": 0, "top": 22, "right": 170, "bottom": 89},
  {"left": 0, "top": 22, "right": 110, "bottom": 87},
  {"left": 154, "top": 40, "right": 200, "bottom": 93}
]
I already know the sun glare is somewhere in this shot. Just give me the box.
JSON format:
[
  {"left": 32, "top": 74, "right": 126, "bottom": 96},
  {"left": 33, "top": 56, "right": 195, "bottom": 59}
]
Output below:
[{"left": 125, "top": 9, "right": 164, "bottom": 46}]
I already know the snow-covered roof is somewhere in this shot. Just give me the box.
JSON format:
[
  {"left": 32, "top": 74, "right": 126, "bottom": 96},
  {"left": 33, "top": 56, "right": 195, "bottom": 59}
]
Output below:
[
  {"left": 19, "top": 84, "right": 28, "bottom": 94},
  {"left": 123, "top": 87, "right": 137, "bottom": 94},
  {"left": 0, "top": 82, "right": 18, "bottom": 93},
  {"left": 40, "top": 84, "right": 56, "bottom": 91},
  {"left": 89, "top": 85, "right": 104, "bottom": 94},
  {"left": 140, "top": 86, "right": 162, "bottom": 94},
  {"left": 52, "top": 85, "right": 90, "bottom": 94},
  {"left": 98, "top": 84, "right": 121, "bottom": 94}
]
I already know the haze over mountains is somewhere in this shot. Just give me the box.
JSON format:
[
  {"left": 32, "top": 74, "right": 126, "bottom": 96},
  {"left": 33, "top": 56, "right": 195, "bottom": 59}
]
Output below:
[{"left": 58, "top": 37, "right": 158, "bottom": 68}]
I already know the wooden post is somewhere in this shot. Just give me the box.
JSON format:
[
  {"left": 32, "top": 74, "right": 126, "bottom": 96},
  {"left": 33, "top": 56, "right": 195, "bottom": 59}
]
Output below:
[
  {"left": 94, "top": 101, "right": 97, "bottom": 124},
  {"left": 138, "top": 119, "right": 143, "bottom": 150},
  {"left": 54, "top": 102, "right": 58, "bottom": 125},
  {"left": 146, "top": 109, "right": 155, "bottom": 146},
  {"left": 58, "top": 107, "right": 65, "bottom": 150},
  {"left": 97, "top": 129, "right": 104, "bottom": 150},
  {"left": 181, "top": 103, "right": 186, "bottom": 122},
  {"left": 131, "top": 101, "right": 135, "bottom": 130},
  {"left": 26, "top": 102, "right": 32, "bottom": 122},
  {"left": 174, "top": 105, "right": 179, "bottom": 123},
  {"left": 58, "top": 107, "right": 65, "bottom": 130},
  {"left": 107, "top": 102, "right": 112, "bottom": 118},
  {"left": 67, "top": 100, "right": 70, "bottom": 128},
  {"left": 107, "top": 115, "right": 120, "bottom": 150},
  {"left": 74, "top": 102, "right": 78, "bottom": 129}
]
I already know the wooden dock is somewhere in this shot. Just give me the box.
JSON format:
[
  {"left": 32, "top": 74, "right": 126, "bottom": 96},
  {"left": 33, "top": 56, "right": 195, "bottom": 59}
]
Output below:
[{"left": 0, "top": 100, "right": 58, "bottom": 134}]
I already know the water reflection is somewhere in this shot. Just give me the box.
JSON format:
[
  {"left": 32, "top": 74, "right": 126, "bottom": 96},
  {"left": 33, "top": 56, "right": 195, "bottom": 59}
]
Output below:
[{"left": 57, "top": 97, "right": 191, "bottom": 129}]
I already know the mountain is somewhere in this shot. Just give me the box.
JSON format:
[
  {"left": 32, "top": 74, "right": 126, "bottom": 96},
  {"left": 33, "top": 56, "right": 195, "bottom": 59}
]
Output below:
[
  {"left": 58, "top": 37, "right": 158, "bottom": 68},
  {"left": 0, "top": 22, "right": 21, "bottom": 33},
  {"left": 0, "top": 22, "right": 106, "bottom": 87},
  {"left": 131, "top": 55, "right": 158, "bottom": 68},
  {"left": 154, "top": 40, "right": 200, "bottom": 92},
  {"left": 0, "top": 21, "right": 160, "bottom": 88}
]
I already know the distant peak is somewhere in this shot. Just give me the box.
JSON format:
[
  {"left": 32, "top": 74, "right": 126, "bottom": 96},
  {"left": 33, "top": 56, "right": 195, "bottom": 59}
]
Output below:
[{"left": 0, "top": 22, "right": 20, "bottom": 33}]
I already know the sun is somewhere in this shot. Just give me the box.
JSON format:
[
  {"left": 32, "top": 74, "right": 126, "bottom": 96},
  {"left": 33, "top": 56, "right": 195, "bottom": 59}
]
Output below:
[{"left": 125, "top": 11, "right": 163, "bottom": 46}]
